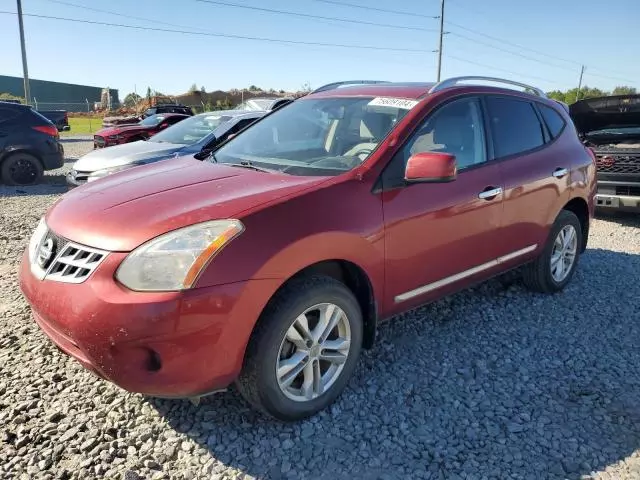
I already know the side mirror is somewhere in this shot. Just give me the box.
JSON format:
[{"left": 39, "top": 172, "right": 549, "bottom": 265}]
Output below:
[{"left": 404, "top": 152, "right": 457, "bottom": 183}]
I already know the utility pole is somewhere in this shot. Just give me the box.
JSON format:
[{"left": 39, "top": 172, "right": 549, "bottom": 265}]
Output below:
[
  {"left": 576, "top": 65, "right": 585, "bottom": 103},
  {"left": 436, "top": 0, "right": 445, "bottom": 82},
  {"left": 16, "top": 0, "right": 31, "bottom": 105}
]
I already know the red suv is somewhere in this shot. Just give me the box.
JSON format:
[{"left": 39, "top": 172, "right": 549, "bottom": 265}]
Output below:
[{"left": 19, "top": 77, "right": 596, "bottom": 421}]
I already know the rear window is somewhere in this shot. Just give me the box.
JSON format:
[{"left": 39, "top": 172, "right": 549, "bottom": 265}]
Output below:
[
  {"left": 538, "top": 104, "right": 566, "bottom": 139},
  {"left": 485, "top": 96, "right": 545, "bottom": 158}
]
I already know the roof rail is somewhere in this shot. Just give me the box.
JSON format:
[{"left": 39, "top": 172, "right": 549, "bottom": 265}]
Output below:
[
  {"left": 428, "top": 76, "right": 547, "bottom": 98},
  {"left": 310, "top": 80, "right": 390, "bottom": 94}
]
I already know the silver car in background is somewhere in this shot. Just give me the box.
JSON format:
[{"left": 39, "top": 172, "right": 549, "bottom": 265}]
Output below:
[{"left": 67, "top": 109, "right": 267, "bottom": 187}]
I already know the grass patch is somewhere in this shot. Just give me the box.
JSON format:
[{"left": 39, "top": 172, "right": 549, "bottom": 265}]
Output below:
[{"left": 61, "top": 117, "right": 103, "bottom": 136}]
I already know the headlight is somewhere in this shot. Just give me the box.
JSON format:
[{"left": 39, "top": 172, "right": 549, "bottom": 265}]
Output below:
[
  {"left": 28, "top": 217, "right": 47, "bottom": 264},
  {"left": 87, "top": 164, "right": 139, "bottom": 182},
  {"left": 115, "top": 219, "right": 244, "bottom": 291}
]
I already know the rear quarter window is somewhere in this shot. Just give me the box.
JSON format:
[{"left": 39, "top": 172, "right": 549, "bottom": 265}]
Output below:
[
  {"left": 538, "top": 104, "right": 567, "bottom": 139},
  {"left": 0, "top": 107, "right": 22, "bottom": 123},
  {"left": 485, "top": 96, "right": 545, "bottom": 158}
]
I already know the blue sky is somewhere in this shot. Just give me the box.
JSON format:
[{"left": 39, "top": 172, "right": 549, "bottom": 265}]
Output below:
[{"left": 1, "top": 0, "right": 639, "bottom": 100}]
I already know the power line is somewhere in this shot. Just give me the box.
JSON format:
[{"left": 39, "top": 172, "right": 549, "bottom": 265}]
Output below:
[
  {"left": 447, "top": 32, "right": 579, "bottom": 73},
  {"left": 445, "top": 54, "right": 558, "bottom": 86},
  {"left": 0, "top": 10, "right": 435, "bottom": 53},
  {"left": 309, "top": 0, "right": 440, "bottom": 19},
  {"left": 193, "top": 0, "right": 439, "bottom": 32},
  {"left": 43, "top": 0, "right": 196, "bottom": 29},
  {"left": 445, "top": 18, "right": 638, "bottom": 82}
]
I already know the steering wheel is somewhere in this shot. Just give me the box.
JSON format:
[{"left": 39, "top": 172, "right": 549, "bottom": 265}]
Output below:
[{"left": 349, "top": 148, "right": 374, "bottom": 160}]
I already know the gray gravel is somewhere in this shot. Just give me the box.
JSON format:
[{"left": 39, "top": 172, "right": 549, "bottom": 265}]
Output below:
[{"left": 2, "top": 137, "right": 640, "bottom": 479}]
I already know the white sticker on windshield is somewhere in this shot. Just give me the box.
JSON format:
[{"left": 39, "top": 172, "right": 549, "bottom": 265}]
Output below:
[{"left": 368, "top": 97, "right": 419, "bottom": 110}]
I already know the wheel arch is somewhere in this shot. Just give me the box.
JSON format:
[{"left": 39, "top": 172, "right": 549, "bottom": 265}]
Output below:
[
  {"left": 284, "top": 259, "right": 378, "bottom": 349},
  {"left": 0, "top": 146, "right": 44, "bottom": 167},
  {"left": 561, "top": 197, "right": 590, "bottom": 252}
]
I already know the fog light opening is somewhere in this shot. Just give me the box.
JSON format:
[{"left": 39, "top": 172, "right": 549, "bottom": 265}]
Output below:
[{"left": 146, "top": 349, "right": 162, "bottom": 372}]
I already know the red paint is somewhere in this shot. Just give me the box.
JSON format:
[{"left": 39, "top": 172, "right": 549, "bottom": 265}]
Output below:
[
  {"left": 19, "top": 82, "right": 595, "bottom": 398},
  {"left": 404, "top": 152, "right": 457, "bottom": 182},
  {"left": 93, "top": 113, "right": 189, "bottom": 148}
]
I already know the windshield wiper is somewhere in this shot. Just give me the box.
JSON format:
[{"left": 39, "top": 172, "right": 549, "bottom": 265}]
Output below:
[{"left": 226, "top": 160, "right": 275, "bottom": 173}]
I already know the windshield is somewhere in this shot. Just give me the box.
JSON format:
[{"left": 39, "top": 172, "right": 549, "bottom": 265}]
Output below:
[
  {"left": 139, "top": 115, "right": 165, "bottom": 126},
  {"left": 235, "top": 98, "right": 275, "bottom": 111},
  {"left": 212, "top": 96, "right": 415, "bottom": 176},
  {"left": 149, "top": 112, "right": 230, "bottom": 145},
  {"left": 587, "top": 126, "right": 640, "bottom": 136}
]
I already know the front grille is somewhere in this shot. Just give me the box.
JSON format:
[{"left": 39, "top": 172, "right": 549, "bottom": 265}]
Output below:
[
  {"left": 71, "top": 170, "right": 90, "bottom": 183},
  {"left": 594, "top": 151, "right": 640, "bottom": 174},
  {"left": 33, "top": 229, "right": 108, "bottom": 284}
]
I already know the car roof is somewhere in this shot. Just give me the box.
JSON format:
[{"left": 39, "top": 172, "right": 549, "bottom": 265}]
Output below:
[
  {"left": 0, "top": 100, "right": 30, "bottom": 110},
  {"left": 304, "top": 77, "right": 549, "bottom": 102},
  {"left": 309, "top": 82, "right": 435, "bottom": 100}
]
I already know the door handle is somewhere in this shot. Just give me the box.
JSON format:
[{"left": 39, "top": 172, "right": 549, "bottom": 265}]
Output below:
[
  {"left": 478, "top": 186, "right": 503, "bottom": 200},
  {"left": 552, "top": 167, "right": 568, "bottom": 178}
]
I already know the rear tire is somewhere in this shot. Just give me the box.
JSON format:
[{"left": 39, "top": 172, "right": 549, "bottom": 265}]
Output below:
[
  {"left": 236, "top": 275, "right": 363, "bottom": 421},
  {"left": 1, "top": 152, "right": 44, "bottom": 186},
  {"left": 522, "top": 209, "right": 582, "bottom": 293}
]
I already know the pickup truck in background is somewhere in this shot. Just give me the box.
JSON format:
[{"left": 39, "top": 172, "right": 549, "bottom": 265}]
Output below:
[{"left": 37, "top": 110, "right": 70, "bottom": 132}]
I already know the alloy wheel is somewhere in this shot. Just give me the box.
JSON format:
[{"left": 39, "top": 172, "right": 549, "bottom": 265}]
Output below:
[
  {"left": 550, "top": 224, "right": 578, "bottom": 282},
  {"left": 276, "top": 303, "right": 351, "bottom": 402}
]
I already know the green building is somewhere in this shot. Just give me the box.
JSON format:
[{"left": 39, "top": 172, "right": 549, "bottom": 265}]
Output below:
[{"left": 0, "top": 75, "right": 119, "bottom": 112}]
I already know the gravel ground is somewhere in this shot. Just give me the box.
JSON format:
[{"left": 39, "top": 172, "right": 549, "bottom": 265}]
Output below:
[{"left": 2, "top": 137, "right": 640, "bottom": 479}]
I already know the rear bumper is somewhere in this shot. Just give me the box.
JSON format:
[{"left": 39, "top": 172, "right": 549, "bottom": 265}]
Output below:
[
  {"left": 19, "top": 248, "right": 282, "bottom": 398},
  {"left": 41, "top": 146, "right": 64, "bottom": 171}
]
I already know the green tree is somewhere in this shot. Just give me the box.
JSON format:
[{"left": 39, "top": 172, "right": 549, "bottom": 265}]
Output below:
[
  {"left": 188, "top": 83, "right": 199, "bottom": 93},
  {"left": 123, "top": 92, "right": 142, "bottom": 108},
  {"left": 612, "top": 86, "right": 637, "bottom": 96}
]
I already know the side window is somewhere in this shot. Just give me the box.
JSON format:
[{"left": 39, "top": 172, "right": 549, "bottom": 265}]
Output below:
[
  {"left": 538, "top": 103, "right": 566, "bottom": 140},
  {"left": 485, "top": 96, "right": 545, "bottom": 158},
  {"left": 383, "top": 97, "right": 487, "bottom": 185}
]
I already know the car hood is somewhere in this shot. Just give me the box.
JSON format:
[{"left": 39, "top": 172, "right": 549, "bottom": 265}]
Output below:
[
  {"left": 73, "top": 140, "right": 188, "bottom": 171},
  {"left": 47, "top": 157, "right": 328, "bottom": 251},
  {"left": 95, "top": 125, "right": 148, "bottom": 136},
  {"left": 570, "top": 94, "right": 640, "bottom": 135}
]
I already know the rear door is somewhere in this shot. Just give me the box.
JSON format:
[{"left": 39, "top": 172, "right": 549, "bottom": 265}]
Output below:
[
  {"left": 0, "top": 106, "right": 24, "bottom": 152},
  {"left": 483, "top": 95, "right": 571, "bottom": 259}
]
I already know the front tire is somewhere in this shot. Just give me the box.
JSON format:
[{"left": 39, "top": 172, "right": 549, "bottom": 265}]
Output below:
[
  {"left": 522, "top": 209, "right": 582, "bottom": 293},
  {"left": 236, "top": 275, "right": 363, "bottom": 421}
]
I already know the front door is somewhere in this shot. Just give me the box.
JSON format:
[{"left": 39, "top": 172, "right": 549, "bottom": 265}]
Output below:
[{"left": 380, "top": 96, "right": 505, "bottom": 315}]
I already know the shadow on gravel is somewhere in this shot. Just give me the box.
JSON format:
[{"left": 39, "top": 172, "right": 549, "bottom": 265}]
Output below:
[
  {"left": 146, "top": 248, "right": 640, "bottom": 480},
  {"left": 0, "top": 176, "right": 68, "bottom": 197},
  {"left": 60, "top": 138, "right": 94, "bottom": 143},
  {"left": 595, "top": 209, "right": 640, "bottom": 228}
]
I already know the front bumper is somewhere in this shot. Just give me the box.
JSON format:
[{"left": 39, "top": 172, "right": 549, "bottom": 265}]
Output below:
[
  {"left": 19, "top": 248, "right": 281, "bottom": 398},
  {"left": 66, "top": 170, "right": 87, "bottom": 188},
  {"left": 595, "top": 180, "right": 640, "bottom": 212}
]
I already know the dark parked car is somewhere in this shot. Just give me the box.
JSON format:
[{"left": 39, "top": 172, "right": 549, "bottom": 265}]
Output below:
[
  {"left": 0, "top": 101, "right": 64, "bottom": 185},
  {"left": 570, "top": 94, "right": 640, "bottom": 212},
  {"left": 19, "top": 77, "right": 595, "bottom": 421},
  {"left": 38, "top": 110, "right": 70, "bottom": 132},
  {"left": 93, "top": 113, "right": 189, "bottom": 148},
  {"left": 68, "top": 109, "right": 267, "bottom": 186}
]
